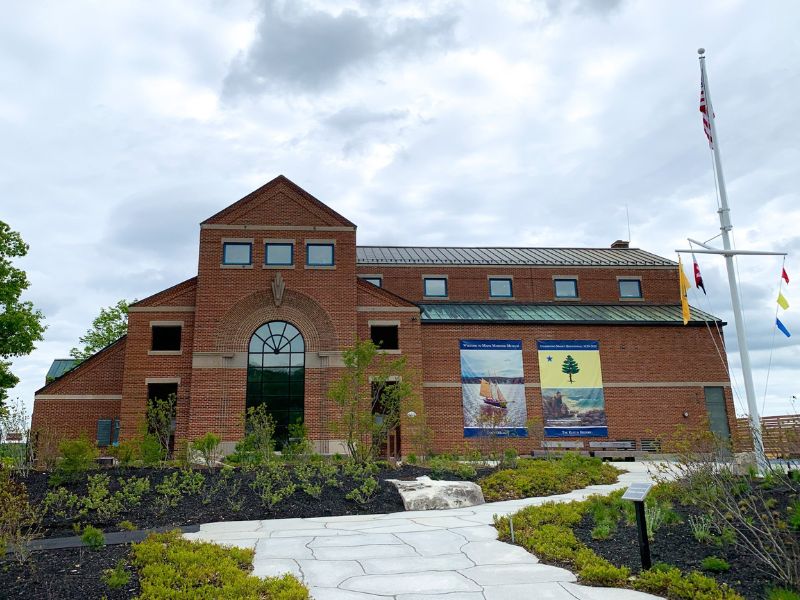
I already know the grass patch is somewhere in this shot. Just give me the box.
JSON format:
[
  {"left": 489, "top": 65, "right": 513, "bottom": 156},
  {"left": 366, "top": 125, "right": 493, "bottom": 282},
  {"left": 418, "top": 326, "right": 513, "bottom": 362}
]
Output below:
[
  {"left": 132, "top": 530, "right": 309, "bottom": 599},
  {"left": 495, "top": 493, "right": 744, "bottom": 600},
  {"left": 479, "top": 454, "right": 620, "bottom": 501}
]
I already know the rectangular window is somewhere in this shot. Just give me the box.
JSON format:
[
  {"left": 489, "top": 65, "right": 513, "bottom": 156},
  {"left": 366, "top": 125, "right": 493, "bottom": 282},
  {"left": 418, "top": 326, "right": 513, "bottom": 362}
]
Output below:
[
  {"left": 361, "top": 276, "right": 382, "bottom": 287},
  {"left": 370, "top": 325, "right": 399, "bottom": 350},
  {"left": 423, "top": 277, "right": 448, "bottom": 297},
  {"left": 489, "top": 278, "right": 513, "bottom": 298},
  {"left": 306, "top": 243, "right": 334, "bottom": 266},
  {"left": 618, "top": 279, "right": 643, "bottom": 298},
  {"left": 152, "top": 325, "right": 182, "bottom": 351},
  {"left": 265, "top": 243, "right": 293, "bottom": 266},
  {"left": 222, "top": 242, "right": 252, "bottom": 265},
  {"left": 554, "top": 278, "right": 578, "bottom": 298}
]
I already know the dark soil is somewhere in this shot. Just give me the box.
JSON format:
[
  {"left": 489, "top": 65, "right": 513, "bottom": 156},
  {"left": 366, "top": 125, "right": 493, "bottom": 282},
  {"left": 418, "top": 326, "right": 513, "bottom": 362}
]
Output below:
[
  {"left": 0, "top": 544, "right": 138, "bottom": 600},
  {"left": 574, "top": 497, "right": 792, "bottom": 599},
  {"left": 19, "top": 464, "right": 492, "bottom": 538}
]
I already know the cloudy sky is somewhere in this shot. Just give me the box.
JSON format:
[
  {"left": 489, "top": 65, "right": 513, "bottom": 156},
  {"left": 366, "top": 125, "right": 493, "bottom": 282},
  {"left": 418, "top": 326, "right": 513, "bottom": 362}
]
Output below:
[{"left": 3, "top": 0, "right": 798, "bottom": 420}]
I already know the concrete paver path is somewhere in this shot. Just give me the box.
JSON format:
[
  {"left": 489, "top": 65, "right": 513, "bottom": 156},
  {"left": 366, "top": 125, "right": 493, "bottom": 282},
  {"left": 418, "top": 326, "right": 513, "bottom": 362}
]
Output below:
[{"left": 184, "top": 462, "right": 663, "bottom": 600}]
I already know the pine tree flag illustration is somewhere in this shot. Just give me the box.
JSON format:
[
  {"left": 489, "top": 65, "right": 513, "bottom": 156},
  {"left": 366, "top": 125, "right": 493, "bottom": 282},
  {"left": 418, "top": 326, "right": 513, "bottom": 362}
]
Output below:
[{"left": 561, "top": 355, "right": 580, "bottom": 383}]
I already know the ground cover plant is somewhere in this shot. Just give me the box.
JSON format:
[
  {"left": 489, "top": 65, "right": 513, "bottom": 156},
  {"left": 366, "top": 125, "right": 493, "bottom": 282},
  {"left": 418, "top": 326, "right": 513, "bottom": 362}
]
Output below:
[{"left": 478, "top": 453, "right": 621, "bottom": 501}]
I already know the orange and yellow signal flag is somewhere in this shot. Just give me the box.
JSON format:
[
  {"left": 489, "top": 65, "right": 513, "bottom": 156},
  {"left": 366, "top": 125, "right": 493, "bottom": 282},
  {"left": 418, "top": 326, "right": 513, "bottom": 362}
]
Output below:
[{"left": 678, "top": 257, "right": 692, "bottom": 325}]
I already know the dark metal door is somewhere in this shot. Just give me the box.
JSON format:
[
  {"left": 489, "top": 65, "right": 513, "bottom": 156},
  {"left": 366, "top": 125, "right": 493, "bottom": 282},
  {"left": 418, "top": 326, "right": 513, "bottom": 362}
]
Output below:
[{"left": 704, "top": 386, "right": 731, "bottom": 441}]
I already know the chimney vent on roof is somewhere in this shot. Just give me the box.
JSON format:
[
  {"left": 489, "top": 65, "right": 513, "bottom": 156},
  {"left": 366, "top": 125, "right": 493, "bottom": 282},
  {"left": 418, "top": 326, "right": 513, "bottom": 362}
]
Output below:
[{"left": 611, "top": 240, "right": 629, "bottom": 249}]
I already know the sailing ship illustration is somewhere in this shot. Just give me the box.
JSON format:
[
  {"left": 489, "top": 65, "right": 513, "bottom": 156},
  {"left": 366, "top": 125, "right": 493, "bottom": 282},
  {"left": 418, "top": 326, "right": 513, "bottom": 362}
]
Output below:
[{"left": 479, "top": 378, "right": 507, "bottom": 409}]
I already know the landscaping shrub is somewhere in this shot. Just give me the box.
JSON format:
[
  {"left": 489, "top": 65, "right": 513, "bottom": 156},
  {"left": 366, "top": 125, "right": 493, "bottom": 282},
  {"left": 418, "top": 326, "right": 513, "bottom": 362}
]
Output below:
[
  {"left": 228, "top": 405, "right": 277, "bottom": 466},
  {"left": 768, "top": 588, "right": 800, "bottom": 600},
  {"left": 191, "top": 432, "right": 221, "bottom": 471},
  {"left": 0, "top": 462, "right": 41, "bottom": 562},
  {"left": 701, "top": 556, "right": 731, "bottom": 573},
  {"left": 427, "top": 456, "right": 477, "bottom": 480},
  {"left": 251, "top": 462, "right": 296, "bottom": 508},
  {"left": 102, "top": 560, "right": 131, "bottom": 589},
  {"left": 81, "top": 524, "right": 105, "bottom": 550},
  {"left": 480, "top": 455, "right": 619, "bottom": 501},
  {"left": 139, "top": 434, "right": 165, "bottom": 466},
  {"left": 132, "top": 530, "right": 309, "bottom": 599},
  {"left": 50, "top": 437, "right": 98, "bottom": 485},
  {"left": 117, "top": 519, "right": 137, "bottom": 531},
  {"left": 633, "top": 565, "right": 743, "bottom": 599}
]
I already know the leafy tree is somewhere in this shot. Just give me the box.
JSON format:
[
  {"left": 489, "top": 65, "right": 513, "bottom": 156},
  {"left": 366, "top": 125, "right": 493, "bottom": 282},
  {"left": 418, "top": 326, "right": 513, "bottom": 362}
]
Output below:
[
  {"left": 0, "top": 221, "right": 46, "bottom": 413},
  {"left": 69, "top": 299, "right": 130, "bottom": 362},
  {"left": 561, "top": 354, "right": 580, "bottom": 383},
  {"left": 329, "top": 339, "right": 417, "bottom": 464}
]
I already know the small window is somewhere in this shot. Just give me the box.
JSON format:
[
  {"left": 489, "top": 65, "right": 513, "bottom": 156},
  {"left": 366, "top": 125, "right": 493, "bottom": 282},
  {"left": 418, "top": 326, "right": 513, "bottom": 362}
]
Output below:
[
  {"left": 152, "top": 325, "right": 182, "bottom": 351},
  {"left": 370, "top": 325, "right": 399, "bottom": 350},
  {"left": 223, "top": 242, "right": 251, "bottom": 265},
  {"left": 489, "top": 278, "right": 513, "bottom": 298},
  {"left": 554, "top": 278, "right": 578, "bottom": 298},
  {"left": 361, "top": 277, "right": 382, "bottom": 287},
  {"left": 265, "top": 243, "right": 293, "bottom": 266},
  {"left": 619, "top": 279, "right": 643, "bottom": 298},
  {"left": 306, "top": 243, "right": 334, "bottom": 266},
  {"left": 424, "top": 277, "right": 448, "bottom": 297}
]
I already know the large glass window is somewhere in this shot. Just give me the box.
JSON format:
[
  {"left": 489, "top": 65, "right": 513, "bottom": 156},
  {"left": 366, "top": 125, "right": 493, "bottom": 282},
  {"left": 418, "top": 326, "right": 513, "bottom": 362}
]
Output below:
[
  {"left": 223, "top": 242, "right": 252, "bottom": 265},
  {"left": 247, "top": 321, "right": 305, "bottom": 446}
]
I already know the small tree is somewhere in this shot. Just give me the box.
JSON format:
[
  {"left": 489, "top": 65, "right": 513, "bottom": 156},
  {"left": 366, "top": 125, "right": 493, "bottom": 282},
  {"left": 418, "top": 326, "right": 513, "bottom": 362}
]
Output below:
[
  {"left": 561, "top": 354, "right": 580, "bottom": 383},
  {"left": 329, "top": 339, "right": 417, "bottom": 465},
  {"left": 70, "top": 299, "right": 131, "bottom": 363},
  {"left": 146, "top": 394, "right": 175, "bottom": 460}
]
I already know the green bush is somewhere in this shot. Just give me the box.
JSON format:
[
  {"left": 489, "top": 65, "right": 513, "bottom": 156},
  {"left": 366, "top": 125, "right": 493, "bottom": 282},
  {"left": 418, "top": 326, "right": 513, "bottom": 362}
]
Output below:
[
  {"left": 480, "top": 454, "right": 619, "bottom": 501},
  {"left": 117, "top": 520, "right": 137, "bottom": 531},
  {"left": 788, "top": 500, "right": 800, "bottom": 531},
  {"left": 701, "top": 556, "right": 731, "bottom": 573},
  {"left": 250, "top": 462, "right": 296, "bottom": 508},
  {"left": 405, "top": 453, "right": 417, "bottom": 464},
  {"left": 768, "top": 588, "right": 800, "bottom": 600},
  {"left": 50, "top": 437, "right": 98, "bottom": 485},
  {"left": 345, "top": 475, "right": 378, "bottom": 504},
  {"left": 0, "top": 463, "right": 41, "bottom": 562},
  {"left": 132, "top": 530, "right": 309, "bottom": 599},
  {"left": 633, "top": 565, "right": 743, "bottom": 599},
  {"left": 140, "top": 434, "right": 165, "bottom": 466},
  {"left": 191, "top": 432, "right": 221, "bottom": 471},
  {"left": 81, "top": 524, "right": 105, "bottom": 550},
  {"left": 102, "top": 560, "right": 131, "bottom": 589},
  {"left": 575, "top": 548, "right": 630, "bottom": 586},
  {"left": 427, "top": 456, "right": 477, "bottom": 480}
]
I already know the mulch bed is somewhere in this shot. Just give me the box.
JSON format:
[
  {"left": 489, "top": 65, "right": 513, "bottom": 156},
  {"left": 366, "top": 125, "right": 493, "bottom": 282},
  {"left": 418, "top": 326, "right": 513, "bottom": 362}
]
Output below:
[
  {"left": 18, "top": 464, "right": 491, "bottom": 538},
  {"left": 574, "top": 500, "right": 785, "bottom": 599},
  {"left": 1, "top": 543, "right": 138, "bottom": 600}
]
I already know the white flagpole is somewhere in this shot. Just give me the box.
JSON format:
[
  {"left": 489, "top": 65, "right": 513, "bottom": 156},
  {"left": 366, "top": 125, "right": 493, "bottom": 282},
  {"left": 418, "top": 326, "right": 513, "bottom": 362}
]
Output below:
[{"left": 698, "top": 48, "right": 767, "bottom": 469}]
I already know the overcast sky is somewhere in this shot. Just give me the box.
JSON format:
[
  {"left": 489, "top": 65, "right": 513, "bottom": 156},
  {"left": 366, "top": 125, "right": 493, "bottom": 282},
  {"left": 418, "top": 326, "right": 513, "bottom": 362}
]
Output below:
[{"left": 3, "top": 0, "right": 798, "bottom": 420}]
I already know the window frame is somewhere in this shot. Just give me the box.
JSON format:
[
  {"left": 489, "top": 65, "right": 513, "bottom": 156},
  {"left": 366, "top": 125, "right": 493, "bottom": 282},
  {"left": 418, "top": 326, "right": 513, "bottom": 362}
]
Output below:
[
  {"left": 553, "top": 277, "right": 579, "bottom": 299},
  {"left": 306, "top": 242, "right": 335, "bottom": 267},
  {"left": 222, "top": 241, "right": 252, "bottom": 266},
  {"left": 618, "top": 278, "right": 643, "bottom": 299},
  {"left": 423, "top": 277, "right": 448, "bottom": 298},
  {"left": 369, "top": 321, "right": 400, "bottom": 351},
  {"left": 264, "top": 242, "right": 294, "bottom": 267},
  {"left": 359, "top": 275, "right": 383, "bottom": 287},
  {"left": 488, "top": 277, "right": 513, "bottom": 298},
  {"left": 150, "top": 323, "right": 182, "bottom": 353}
]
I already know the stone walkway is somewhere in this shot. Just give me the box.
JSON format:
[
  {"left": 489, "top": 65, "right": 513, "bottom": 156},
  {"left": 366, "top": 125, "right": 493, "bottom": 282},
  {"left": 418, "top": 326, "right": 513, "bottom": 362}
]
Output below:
[{"left": 184, "top": 462, "right": 663, "bottom": 600}]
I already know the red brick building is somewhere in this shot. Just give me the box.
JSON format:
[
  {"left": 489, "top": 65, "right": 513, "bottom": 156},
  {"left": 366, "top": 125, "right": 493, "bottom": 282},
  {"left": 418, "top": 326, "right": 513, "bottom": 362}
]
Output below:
[{"left": 32, "top": 176, "right": 735, "bottom": 456}]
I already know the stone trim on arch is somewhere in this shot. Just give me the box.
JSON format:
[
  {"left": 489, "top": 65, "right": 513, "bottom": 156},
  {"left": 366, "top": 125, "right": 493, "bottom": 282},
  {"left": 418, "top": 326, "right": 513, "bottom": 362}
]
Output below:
[{"left": 214, "top": 289, "right": 337, "bottom": 353}]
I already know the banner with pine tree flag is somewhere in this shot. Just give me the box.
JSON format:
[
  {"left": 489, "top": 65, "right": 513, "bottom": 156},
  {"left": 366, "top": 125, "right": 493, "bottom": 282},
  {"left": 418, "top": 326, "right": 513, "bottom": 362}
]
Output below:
[{"left": 537, "top": 340, "right": 607, "bottom": 438}]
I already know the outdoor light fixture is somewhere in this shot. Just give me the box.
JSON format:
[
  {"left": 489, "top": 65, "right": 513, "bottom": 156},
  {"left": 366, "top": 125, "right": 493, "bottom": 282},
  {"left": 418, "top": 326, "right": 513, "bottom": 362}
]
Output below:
[
  {"left": 683, "top": 411, "right": 689, "bottom": 418},
  {"left": 407, "top": 411, "right": 417, "bottom": 418},
  {"left": 622, "top": 482, "right": 654, "bottom": 569}
]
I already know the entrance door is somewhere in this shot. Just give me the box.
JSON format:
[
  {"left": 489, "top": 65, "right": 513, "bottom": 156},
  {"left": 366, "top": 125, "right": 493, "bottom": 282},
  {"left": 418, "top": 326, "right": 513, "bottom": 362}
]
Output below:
[{"left": 704, "top": 386, "right": 731, "bottom": 441}]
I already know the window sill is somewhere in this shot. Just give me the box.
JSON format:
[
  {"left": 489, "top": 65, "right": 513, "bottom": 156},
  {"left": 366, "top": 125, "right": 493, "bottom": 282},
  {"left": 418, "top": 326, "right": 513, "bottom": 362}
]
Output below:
[
  {"left": 554, "top": 296, "right": 581, "bottom": 301},
  {"left": 376, "top": 349, "right": 402, "bottom": 354},
  {"left": 148, "top": 350, "right": 183, "bottom": 356},
  {"left": 488, "top": 296, "right": 514, "bottom": 300},
  {"left": 263, "top": 264, "right": 295, "bottom": 269},
  {"left": 423, "top": 296, "right": 448, "bottom": 300},
  {"left": 305, "top": 265, "right": 336, "bottom": 270},
  {"left": 220, "top": 264, "right": 253, "bottom": 269}
]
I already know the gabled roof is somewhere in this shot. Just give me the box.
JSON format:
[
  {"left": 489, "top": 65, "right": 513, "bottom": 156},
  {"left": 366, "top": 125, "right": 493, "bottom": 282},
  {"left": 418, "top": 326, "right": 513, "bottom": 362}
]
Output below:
[
  {"left": 418, "top": 303, "right": 723, "bottom": 326},
  {"left": 356, "top": 246, "right": 675, "bottom": 267},
  {"left": 130, "top": 277, "right": 197, "bottom": 308},
  {"left": 202, "top": 175, "right": 356, "bottom": 228}
]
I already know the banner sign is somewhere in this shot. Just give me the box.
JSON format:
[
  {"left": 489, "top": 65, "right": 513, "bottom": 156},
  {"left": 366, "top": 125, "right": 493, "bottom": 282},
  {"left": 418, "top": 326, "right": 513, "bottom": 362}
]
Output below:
[
  {"left": 536, "top": 340, "right": 608, "bottom": 438},
  {"left": 460, "top": 340, "right": 528, "bottom": 438}
]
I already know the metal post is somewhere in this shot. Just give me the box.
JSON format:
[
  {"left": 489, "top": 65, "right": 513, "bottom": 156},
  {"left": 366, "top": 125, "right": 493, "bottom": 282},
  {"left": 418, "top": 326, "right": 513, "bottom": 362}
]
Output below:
[
  {"left": 634, "top": 500, "right": 652, "bottom": 570},
  {"left": 699, "top": 49, "right": 767, "bottom": 470}
]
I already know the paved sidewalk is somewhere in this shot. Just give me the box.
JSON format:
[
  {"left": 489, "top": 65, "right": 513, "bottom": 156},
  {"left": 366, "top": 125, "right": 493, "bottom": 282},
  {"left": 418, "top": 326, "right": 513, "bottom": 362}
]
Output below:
[{"left": 184, "top": 462, "right": 663, "bottom": 600}]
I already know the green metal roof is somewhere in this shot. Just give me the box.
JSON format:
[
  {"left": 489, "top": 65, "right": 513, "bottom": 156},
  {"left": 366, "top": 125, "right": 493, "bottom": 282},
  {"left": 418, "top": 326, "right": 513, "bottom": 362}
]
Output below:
[
  {"left": 46, "top": 359, "right": 78, "bottom": 381},
  {"left": 418, "top": 303, "right": 723, "bottom": 325}
]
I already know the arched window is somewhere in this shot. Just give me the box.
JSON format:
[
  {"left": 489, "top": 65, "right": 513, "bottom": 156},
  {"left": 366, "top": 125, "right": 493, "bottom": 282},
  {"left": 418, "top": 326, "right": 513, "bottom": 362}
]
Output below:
[{"left": 247, "top": 321, "right": 305, "bottom": 444}]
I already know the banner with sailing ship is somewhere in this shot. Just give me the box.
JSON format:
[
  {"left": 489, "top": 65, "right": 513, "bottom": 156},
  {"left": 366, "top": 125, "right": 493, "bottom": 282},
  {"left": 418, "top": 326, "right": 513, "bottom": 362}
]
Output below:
[
  {"left": 459, "top": 340, "right": 528, "bottom": 438},
  {"left": 537, "top": 340, "right": 608, "bottom": 438}
]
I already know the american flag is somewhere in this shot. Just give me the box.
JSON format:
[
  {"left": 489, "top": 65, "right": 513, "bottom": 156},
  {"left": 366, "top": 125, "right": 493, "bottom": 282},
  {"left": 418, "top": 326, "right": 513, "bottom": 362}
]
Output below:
[{"left": 699, "top": 79, "right": 714, "bottom": 148}]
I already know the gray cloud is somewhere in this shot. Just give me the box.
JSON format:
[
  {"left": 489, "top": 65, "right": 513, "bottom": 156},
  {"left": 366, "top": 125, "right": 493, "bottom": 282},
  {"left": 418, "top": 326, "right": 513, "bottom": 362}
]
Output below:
[{"left": 223, "top": 1, "right": 457, "bottom": 95}]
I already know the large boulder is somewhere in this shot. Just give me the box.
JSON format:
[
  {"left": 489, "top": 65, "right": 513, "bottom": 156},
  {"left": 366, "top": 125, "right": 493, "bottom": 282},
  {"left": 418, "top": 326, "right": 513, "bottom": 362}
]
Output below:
[{"left": 387, "top": 476, "right": 485, "bottom": 511}]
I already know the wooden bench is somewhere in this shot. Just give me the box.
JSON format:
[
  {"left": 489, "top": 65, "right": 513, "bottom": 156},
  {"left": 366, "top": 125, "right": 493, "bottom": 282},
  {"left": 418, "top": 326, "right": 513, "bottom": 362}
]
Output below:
[
  {"left": 588, "top": 440, "right": 646, "bottom": 461},
  {"left": 532, "top": 440, "right": 589, "bottom": 458}
]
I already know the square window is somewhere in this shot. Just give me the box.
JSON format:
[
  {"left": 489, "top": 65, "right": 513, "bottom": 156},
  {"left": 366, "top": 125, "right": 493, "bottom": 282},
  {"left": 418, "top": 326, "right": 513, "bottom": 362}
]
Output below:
[
  {"left": 619, "top": 279, "right": 643, "bottom": 298},
  {"left": 265, "top": 243, "right": 293, "bottom": 266},
  {"left": 152, "top": 325, "right": 181, "bottom": 351},
  {"left": 370, "top": 325, "right": 399, "bottom": 350},
  {"left": 424, "top": 277, "right": 448, "bottom": 297},
  {"left": 306, "top": 243, "right": 334, "bottom": 266},
  {"left": 361, "top": 276, "right": 382, "bottom": 287},
  {"left": 223, "top": 242, "right": 252, "bottom": 265},
  {"left": 554, "top": 278, "right": 578, "bottom": 298},
  {"left": 489, "top": 278, "right": 513, "bottom": 297}
]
